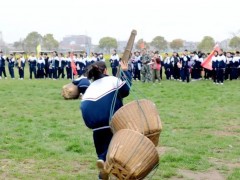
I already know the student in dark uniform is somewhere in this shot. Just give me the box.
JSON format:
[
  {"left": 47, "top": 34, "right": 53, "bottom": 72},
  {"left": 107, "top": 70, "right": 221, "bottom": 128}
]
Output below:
[
  {"left": 80, "top": 60, "right": 131, "bottom": 179},
  {"left": 0, "top": 51, "right": 7, "bottom": 79},
  {"left": 164, "top": 53, "right": 171, "bottom": 80},
  {"left": 225, "top": 52, "right": 232, "bottom": 80},
  {"left": 28, "top": 52, "right": 37, "bottom": 79},
  {"left": 231, "top": 51, "right": 240, "bottom": 80},
  {"left": 109, "top": 49, "right": 119, "bottom": 76},
  {"left": 52, "top": 51, "right": 59, "bottom": 80},
  {"left": 37, "top": 53, "right": 45, "bottom": 79},
  {"left": 18, "top": 53, "right": 25, "bottom": 80},
  {"left": 211, "top": 51, "right": 218, "bottom": 84},
  {"left": 78, "top": 54, "right": 86, "bottom": 76},
  {"left": 43, "top": 53, "right": 49, "bottom": 78},
  {"left": 72, "top": 75, "right": 90, "bottom": 95},
  {"left": 170, "top": 52, "right": 180, "bottom": 80},
  {"left": 180, "top": 51, "right": 190, "bottom": 82},
  {"left": 216, "top": 49, "right": 226, "bottom": 85},
  {"left": 58, "top": 53, "right": 65, "bottom": 79},
  {"left": 133, "top": 51, "right": 141, "bottom": 81},
  {"left": 66, "top": 52, "right": 72, "bottom": 79},
  {"left": 7, "top": 54, "right": 15, "bottom": 79}
]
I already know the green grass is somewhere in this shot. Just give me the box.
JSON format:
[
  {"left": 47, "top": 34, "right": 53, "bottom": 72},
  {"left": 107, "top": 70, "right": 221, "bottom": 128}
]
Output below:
[{"left": 0, "top": 67, "right": 240, "bottom": 179}]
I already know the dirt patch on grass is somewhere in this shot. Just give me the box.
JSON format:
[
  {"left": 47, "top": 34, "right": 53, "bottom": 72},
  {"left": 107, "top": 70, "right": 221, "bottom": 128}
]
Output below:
[
  {"left": 178, "top": 169, "right": 225, "bottom": 180},
  {"left": 209, "top": 157, "right": 240, "bottom": 170},
  {"left": 156, "top": 146, "right": 177, "bottom": 156},
  {"left": 214, "top": 130, "right": 239, "bottom": 137}
]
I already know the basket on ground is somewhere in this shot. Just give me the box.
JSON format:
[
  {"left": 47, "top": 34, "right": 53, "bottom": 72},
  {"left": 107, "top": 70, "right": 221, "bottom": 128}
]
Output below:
[
  {"left": 105, "top": 129, "right": 159, "bottom": 180},
  {"left": 110, "top": 99, "right": 162, "bottom": 146},
  {"left": 61, "top": 83, "right": 80, "bottom": 99}
]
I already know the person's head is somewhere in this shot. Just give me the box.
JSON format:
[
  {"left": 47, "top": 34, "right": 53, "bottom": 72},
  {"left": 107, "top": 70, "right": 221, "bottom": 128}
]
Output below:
[
  {"left": 165, "top": 53, "right": 168, "bottom": 57},
  {"left": 10, "top": 54, "right": 13, "bottom": 58},
  {"left": 112, "top": 49, "right": 117, "bottom": 55},
  {"left": 0, "top": 50, "right": 2, "bottom": 55},
  {"left": 86, "top": 61, "right": 107, "bottom": 81},
  {"left": 235, "top": 51, "right": 239, "bottom": 56},
  {"left": 99, "top": 53, "right": 103, "bottom": 58},
  {"left": 214, "top": 50, "right": 218, "bottom": 56},
  {"left": 135, "top": 51, "right": 139, "bottom": 56},
  {"left": 226, "top": 52, "right": 231, "bottom": 58},
  {"left": 141, "top": 48, "right": 147, "bottom": 55},
  {"left": 219, "top": 49, "right": 224, "bottom": 55},
  {"left": 83, "top": 52, "right": 87, "bottom": 57},
  {"left": 173, "top": 52, "right": 177, "bottom": 57}
]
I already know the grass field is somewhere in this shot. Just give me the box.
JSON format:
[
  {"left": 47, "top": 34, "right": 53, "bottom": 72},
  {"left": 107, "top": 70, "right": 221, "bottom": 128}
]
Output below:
[{"left": 0, "top": 68, "right": 240, "bottom": 179}]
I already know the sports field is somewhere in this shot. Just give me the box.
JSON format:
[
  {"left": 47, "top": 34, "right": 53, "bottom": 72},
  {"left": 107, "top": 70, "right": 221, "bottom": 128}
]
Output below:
[{"left": 0, "top": 72, "right": 240, "bottom": 179}]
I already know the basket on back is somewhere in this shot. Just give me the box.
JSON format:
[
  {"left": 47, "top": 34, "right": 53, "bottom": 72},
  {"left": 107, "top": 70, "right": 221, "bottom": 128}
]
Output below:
[
  {"left": 61, "top": 83, "right": 80, "bottom": 100},
  {"left": 105, "top": 129, "right": 159, "bottom": 180},
  {"left": 110, "top": 99, "right": 162, "bottom": 146}
]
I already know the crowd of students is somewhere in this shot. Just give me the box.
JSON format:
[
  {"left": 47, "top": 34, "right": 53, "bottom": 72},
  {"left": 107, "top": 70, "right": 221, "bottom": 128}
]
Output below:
[
  {"left": 129, "top": 49, "right": 240, "bottom": 85},
  {"left": 0, "top": 49, "right": 240, "bottom": 85}
]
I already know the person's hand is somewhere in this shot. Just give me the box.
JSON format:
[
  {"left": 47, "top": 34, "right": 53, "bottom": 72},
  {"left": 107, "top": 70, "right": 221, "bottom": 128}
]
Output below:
[{"left": 120, "top": 61, "right": 128, "bottom": 71}]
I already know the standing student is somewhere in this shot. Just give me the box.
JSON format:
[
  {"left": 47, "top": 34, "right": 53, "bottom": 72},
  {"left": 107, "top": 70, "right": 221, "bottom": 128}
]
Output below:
[
  {"left": 66, "top": 52, "right": 72, "bottom": 79},
  {"left": 18, "top": 54, "right": 25, "bottom": 80},
  {"left": 211, "top": 51, "right": 218, "bottom": 84},
  {"left": 44, "top": 53, "right": 49, "bottom": 78},
  {"left": 225, "top": 52, "right": 232, "bottom": 80},
  {"left": 80, "top": 61, "right": 131, "bottom": 179},
  {"left": 216, "top": 49, "right": 226, "bottom": 84},
  {"left": 109, "top": 49, "right": 119, "bottom": 76},
  {"left": 133, "top": 51, "right": 141, "bottom": 81},
  {"left": 28, "top": 52, "right": 37, "bottom": 79},
  {"left": 170, "top": 52, "right": 180, "bottom": 80},
  {"left": 151, "top": 55, "right": 161, "bottom": 83},
  {"left": 231, "top": 51, "right": 240, "bottom": 80},
  {"left": 52, "top": 51, "right": 59, "bottom": 80},
  {"left": 0, "top": 51, "right": 7, "bottom": 79},
  {"left": 164, "top": 53, "right": 171, "bottom": 80},
  {"left": 7, "top": 54, "right": 15, "bottom": 79},
  {"left": 180, "top": 51, "right": 190, "bottom": 82},
  {"left": 58, "top": 53, "right": 65, "bottom": 79},
  {"left": 37, "top": 53, "right": 45, "bottom": 79}
]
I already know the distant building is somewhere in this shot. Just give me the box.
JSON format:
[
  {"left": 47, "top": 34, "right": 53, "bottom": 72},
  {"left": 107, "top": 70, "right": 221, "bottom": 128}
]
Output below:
[
  {"left": 59, "top": 35, "right": 92, "bottom": 52},
  {"left": 183, "top": 41, "right": 198, "bottom": 51}
]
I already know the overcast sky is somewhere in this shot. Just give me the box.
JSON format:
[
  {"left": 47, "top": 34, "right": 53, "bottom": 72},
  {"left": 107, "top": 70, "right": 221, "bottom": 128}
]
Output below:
[{"left": 0, "top": 0, "right": 239, "bottom": 44}]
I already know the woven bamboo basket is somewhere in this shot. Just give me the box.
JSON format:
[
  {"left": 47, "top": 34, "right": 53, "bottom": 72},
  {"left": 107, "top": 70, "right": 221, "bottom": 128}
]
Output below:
[
  {"left": 105, "top": 129, "right": 159, "bottom": 180},
  {"left": 61, "top": 83, "right": 80, "bottom": 99},
  {"left": 110, "top": 99, "right": 162, "bottom": 146}
]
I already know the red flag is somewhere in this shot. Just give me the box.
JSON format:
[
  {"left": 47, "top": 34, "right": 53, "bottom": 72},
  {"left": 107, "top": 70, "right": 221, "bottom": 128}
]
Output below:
[
  {"left": 70, "top": 53, "right": 78, "bottom": 75},
  {"left": 140, "top": 42, "right": 145, "bottom": 49},
  {"left": 201, "top": 44, "right": 220, "bottom": 70}
]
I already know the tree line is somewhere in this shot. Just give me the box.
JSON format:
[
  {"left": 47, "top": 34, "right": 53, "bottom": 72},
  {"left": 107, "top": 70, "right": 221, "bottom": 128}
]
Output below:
[{"left": 11, "top": 31, "right": 240, "bottom": 53}]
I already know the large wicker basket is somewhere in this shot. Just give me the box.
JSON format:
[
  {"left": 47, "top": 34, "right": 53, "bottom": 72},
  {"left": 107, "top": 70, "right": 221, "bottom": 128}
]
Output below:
[
  {"left": 110, "top": 99, "right": 162, "bottom": 146},
  {"left": 105, "top": 129, "right": 159, "bottom": 180},
  {"left": 61, "top": 83, "right": 80, "bottom": 99}
]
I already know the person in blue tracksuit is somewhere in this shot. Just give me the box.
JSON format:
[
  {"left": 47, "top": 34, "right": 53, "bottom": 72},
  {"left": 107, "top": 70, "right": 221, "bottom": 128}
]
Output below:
[
  {"left": 18, "top": 54, "right": 25, "bottom": 80},
  {"left": 216, "top": 49, "right": 226, "bottom": 84},
  {"left": 211, "top": 51, "right": 218, "bottom": 84},
  {"left": 7, "top": 54, "right": 15, "bottom": 79},
  {"left": 28, "top": 53, "right": 37, "bottom": 79},
  {"left": 65, "top": 52, "right": 72, "bottom": 79},
  {"left": 37, "top": 53, "right": 45, "bottom": 79},
  {"left": 164, "top": 53, "right": 171, "bottom": 80},
  {"left": 58, "top": 53, "right": 65, "bottom": 79},
  {"left": 72, "top": 75, "right": 90, "bottom": 95},
  {"left": 80, "top": 60, "right": 131, "bottom": 179},
  {"left": 180, "top": 51, "right": 190, "bottom": 82},
  {"left": 231, "top": 51, "right": 240, "bottom": 80},
  {"left": 0, "top": 51, "right": 7, "bottom": 79},
  {"left": 133, "top": 51, "right": 141, "bottom": 81},
  {"left": 109, "top": 49, "right": 119, "bottom": 76},
  {"left": 52, "top": 51, "right": 59, "bottom": 80}
]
